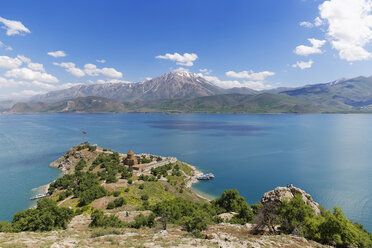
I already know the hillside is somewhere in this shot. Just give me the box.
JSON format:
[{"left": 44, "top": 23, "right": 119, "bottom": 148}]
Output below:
[
  {"left": 8, "top": 93, "right": 353, "bottom": 114},
  {"left": 280, "top": 76, "right": 372, "bottom": 108},
  {"left": 30, "top": 71, "right": 226, "bottom": 103},
  {"left": 8, "top": 96, "right": 128, "bottom": 113},
  {"left": 129, "top": 93, "right": 348, "bottom": 113}
]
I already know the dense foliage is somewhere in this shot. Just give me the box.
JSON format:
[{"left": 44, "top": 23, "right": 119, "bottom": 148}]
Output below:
[
  {"left": 212, "top": 189, "right": 254, "bottom": 224},
  {"left": 89, "top": 210, "right": 124, "bottom": 228},
  {"left": 261, "top": 194, "right": 372, "bottom": 247},
  {"left": 107, "top": 197, "right": 126, "bottom": 209},
  {"left": 0, "top": 199, "right": 74, "bottom": 232}
]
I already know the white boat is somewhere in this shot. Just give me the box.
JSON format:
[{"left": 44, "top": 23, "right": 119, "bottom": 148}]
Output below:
[
  {"left": 197, "top": 173, "right": 215, "bottom": 180},
  {"left": 30, "top": 193, "right": 48, "bottom": 200}
]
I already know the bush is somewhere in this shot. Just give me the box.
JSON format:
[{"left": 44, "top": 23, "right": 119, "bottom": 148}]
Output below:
[
  {"left": 113, "top": 191, "right": 120, "bottom": 197},
  {"left": 130, "top": 213, "right": 156, "bottom": 229},
  {"left": 11, "top": 198, "right": 74, "bottom": 232},
  {"left": 89, "top": 210, "right": 124, "bottom": 228},
  {"left": 107, "top": 197, "right": 126, "bottom": 209},
  {"left": 212, "top": 189, "right": 253, "bottom": 224},
  {"left": 141, "top": 194, "right": 149, "bottom": 201},
  {"left": 153, "top": 198, "right": 216, "bottom": 231},
  {"left": 275, "top": 195, "right": 372, "bottom": 247}
]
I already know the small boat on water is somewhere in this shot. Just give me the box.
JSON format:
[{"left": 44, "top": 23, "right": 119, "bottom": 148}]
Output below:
[
  {"left": 197, "top": 173, "right": 215, "bottom": 180},
  {"left": 30, "top": 193, "right": 48, "bottom": 200}
]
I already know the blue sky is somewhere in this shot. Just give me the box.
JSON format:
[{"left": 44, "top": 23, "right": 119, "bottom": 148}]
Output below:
[{"left": 1, "top": 0, "right": 372, "bottom": 99}]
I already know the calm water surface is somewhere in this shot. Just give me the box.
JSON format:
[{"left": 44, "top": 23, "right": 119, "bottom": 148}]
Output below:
[{"left": 0, "top": 114, "right": 371, "bottom": 231}]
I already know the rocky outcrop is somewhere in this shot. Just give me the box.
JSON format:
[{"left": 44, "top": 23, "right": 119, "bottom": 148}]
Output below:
[{"left": 261, "top": 185, "right": 321, "bottom": 215}]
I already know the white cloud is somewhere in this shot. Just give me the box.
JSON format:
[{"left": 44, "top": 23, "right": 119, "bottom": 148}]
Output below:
[
  {"left": 156, "top": 52, "right": 198, "bottom": 66},
  {"left": 0, "top": 56, "right": 22, "bottom": 69},
  {"left": 314, "top": 17, "right": 323, "bottom": 27},
  {"left": 96, "top": 59, "right": 106, "bottom": 63},
  {"left": 17, "top": 55, "right": 31, "bottom": 64},
  {"left": 318, "top": 0, "right": 372, "bottom": 61},
  {"left": 0, "top": 41, "right": 13, "bottom": 51},
  {"left": 84, "top": 63, "right": 123, "bottom": 78},
  {"left": 197, "top": 73, "right": 273, "bottom": 90},
  {"left": 54, "top": 62, "right": 85, "bottom": 77},
  {"left": 241, "top": 81, "right": 273, "bottom": 91},
  {"left": 0, "top": 16, "right": 30, "bottom": 36},
  {"left": 28, "top": 62, "right": 45, "bottom": 72},
  {"left": 226, "top": 70, "right": 275, "bottom": 81},
  {"left": 300, "top": 21, "right": 314, "bottom": 28},
  {"left": 199, "top": 68, "right": 212, "bottom": 75},
  {"left": 0, "top": 77, "right": 81, "bottom": 91},
  {"left": 299, "top": 17, "right": 324, "bottom": 28},
  {"left": 11, "top": 90, "right": 46, "bottom": 97},
  {"left": 173, "top": 67, "right": 190, "bottom": 72},
  {"left": 100, "top": 67, "right": 122, "bottom": 78},
  {"left": 292, "top": 59, "right": 314, "bottom": 69},
  {"left": 47, "top": 51, "right": 67, "bottom": 58},
  {"left": 5, "top": 68, "right": 59, "bottom": 83},
  {"left": 294, "top": 38, "right": 326, "bottom": 56},
  {"left": 96, "top": 79, "right": 128, "bottom": 84}
]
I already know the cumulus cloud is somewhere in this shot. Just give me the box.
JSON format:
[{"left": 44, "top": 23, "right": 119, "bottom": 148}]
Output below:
[
  {"left": 299, "top": 17, "right": 324, "bottom": 28},
  {"left": 294, "top": 38, "right": 326, "bottom": 56},
  {"left": 156, "top": 52, "right": 198, "bottom": 66},
  {"left": 11, "top": 90, "right": 46, "bottom": 97},
  {"left": 47, "top": 51, "right": 67, "bottom": 58},
  {"left": 314, "top": 17, "right": 323, "bottom": 27},
  {"left": 198, "top": 73, "right": 273, "bottom": 90},
  {"left": 0, "top": 16, "right": 30, "bottom": 36},
  {"left": 84, "top": 63, "right": 123, "bottom": 78},
  {"left": 53, "top": 62, "right": 85, "bottom": 77},
  {"left": 17, "top": 55, "right": 31, "bottom": 64},
  {"left": 54, "top": 62, "right": 123, "bottom": 78},
  {"left": 199, "top": 68, "right": 212, "bottom": 75},
  {"left": 0, "top": 56, "right": 22, "bottom": 69},
  {"left": 226, "top": 70, "right": 275, "bottom": 81},
  {"left": 318, "top": 0, "right": 372, "bottom": 61},
  {"left": 96, "top": 59, "right": 106, "bottom": 63},
  {"left": 28, "top": 62, "right": 45, "bottom": 72},
  {"left": 300, "top": 21, "right": 314, "bottom": 28},
  {"left": 0, "top": 77, "right": 81, "bottom": 91},
  {"left": 292, "top": 59, "right": 314, "bottom": 70},
  {"left": 5, "top": 68, "right": 59, "bottom": 83},
  {"left": 0, "top": 41, "right": 13, "bottom": 51}
]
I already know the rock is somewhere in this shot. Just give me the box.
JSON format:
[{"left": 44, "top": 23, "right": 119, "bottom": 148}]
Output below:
[
  {"left": 261, "top": 185, "right": 321, "bottom": 215},
  {"left": 218, "top": 212, "right": 237, "bottom": 221}
]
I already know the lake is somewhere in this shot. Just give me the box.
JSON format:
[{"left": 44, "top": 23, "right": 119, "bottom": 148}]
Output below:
[{"left": 0, "top": 113, "right": 371, "bottom": 231}]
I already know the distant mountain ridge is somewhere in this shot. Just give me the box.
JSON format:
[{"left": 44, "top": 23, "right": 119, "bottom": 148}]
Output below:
[
  {"left": 6, "top": 93, "right": 354, "bottom": 114},
  {"left": 30, "top": 71, "right": 231, "bottom": 103},
  {"left": 7, "top": 72, "right": 372, "bottom": 114}
]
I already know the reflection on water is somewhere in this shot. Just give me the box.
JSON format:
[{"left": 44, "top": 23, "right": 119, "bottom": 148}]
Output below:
[
  {"left": 147, "top": 119, "right": 267, "bottom": 136},
  {"left": 0, "top": 113, "right": 371, "bottom": 231}
]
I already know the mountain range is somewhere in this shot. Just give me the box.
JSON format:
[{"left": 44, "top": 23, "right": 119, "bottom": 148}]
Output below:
[{"left": 6, "top": 71, "right": 372, "bottom": 113}]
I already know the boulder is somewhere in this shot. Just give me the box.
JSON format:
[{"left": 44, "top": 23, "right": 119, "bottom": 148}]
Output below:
[{"left": 261, "top": 185, "right": 321, "bottom": 215}]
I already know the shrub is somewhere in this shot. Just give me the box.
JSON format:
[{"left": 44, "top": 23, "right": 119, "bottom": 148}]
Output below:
[
  {"left": 107, "top": 197, "right": 126, "bottom": 210},
  {"left": 141, "top": 194, "right": 149, "bottom": 201},
  {"left": 89, "top": 210, "right": 123, "bottom": 228},
  {"left": 130, "top": 213, "right": 156, "bottom": 229},
  {"left": 11, "top": 198, "right": 74, "bottom": 232}
]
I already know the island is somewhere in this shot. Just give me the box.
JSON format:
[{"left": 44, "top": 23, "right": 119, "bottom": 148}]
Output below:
[{"left": 0, "top": 143, "right": 371, "bottom": 248}]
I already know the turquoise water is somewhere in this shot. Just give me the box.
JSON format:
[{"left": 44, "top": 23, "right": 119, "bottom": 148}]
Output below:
[{"left": 0, "top": 114, "right": 371, "bottom": 231}]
